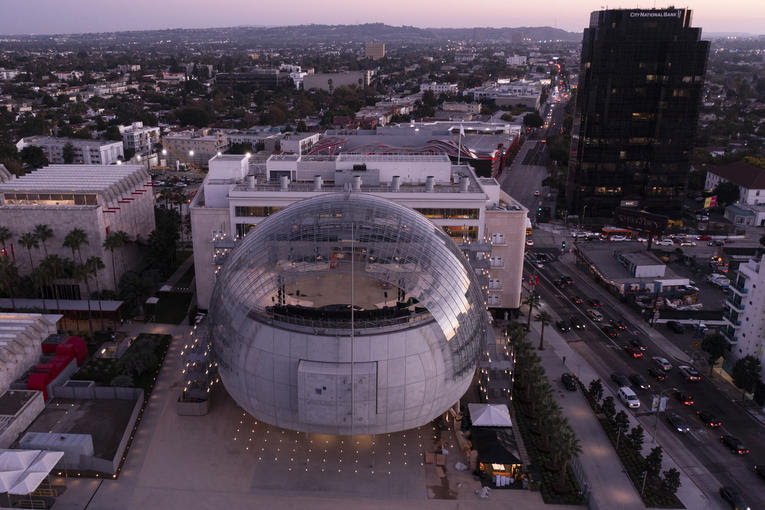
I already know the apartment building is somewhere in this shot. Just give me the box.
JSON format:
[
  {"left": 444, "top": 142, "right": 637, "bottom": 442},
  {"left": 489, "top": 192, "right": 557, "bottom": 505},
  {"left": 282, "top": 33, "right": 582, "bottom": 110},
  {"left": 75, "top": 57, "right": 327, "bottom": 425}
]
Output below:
[{"left": 16, "top": 137, "right": 124, "bottom": 165}]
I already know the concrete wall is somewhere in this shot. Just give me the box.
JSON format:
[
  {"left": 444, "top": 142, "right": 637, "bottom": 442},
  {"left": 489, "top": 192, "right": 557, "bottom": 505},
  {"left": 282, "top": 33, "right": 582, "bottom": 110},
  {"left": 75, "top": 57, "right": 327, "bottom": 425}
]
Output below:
[
  {"left": 485, "top": 190, "right": 527, "bottom": 309},
  {"left": 0, "top": 390, "right": 44, "bottom": 448},
  {"left": 190, "top": 190, "right": 230, "bottom": 310}
]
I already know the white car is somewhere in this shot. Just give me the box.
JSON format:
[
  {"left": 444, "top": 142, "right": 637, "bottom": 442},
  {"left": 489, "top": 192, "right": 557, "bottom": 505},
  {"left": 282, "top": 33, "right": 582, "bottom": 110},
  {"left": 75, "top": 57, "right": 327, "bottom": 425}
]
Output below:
[
  {"left": 610, "top": 235, "right": 628, "bottom": 242},
  {"left": 680, "top": 241, "right": 696, "bottom": 247},
  {"left": 658, "top": 239, "right": 674, "bottom": 246},
  {"left": 652, "top": 356, "right": 673, "bottom": 371}
]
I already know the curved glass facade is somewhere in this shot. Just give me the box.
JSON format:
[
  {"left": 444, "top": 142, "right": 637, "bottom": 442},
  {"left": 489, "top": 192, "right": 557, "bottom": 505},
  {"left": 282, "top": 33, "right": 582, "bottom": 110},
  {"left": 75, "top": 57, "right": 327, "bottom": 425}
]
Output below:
[{"left": 208, "top": 193, "right": 487, "bottom": 433}]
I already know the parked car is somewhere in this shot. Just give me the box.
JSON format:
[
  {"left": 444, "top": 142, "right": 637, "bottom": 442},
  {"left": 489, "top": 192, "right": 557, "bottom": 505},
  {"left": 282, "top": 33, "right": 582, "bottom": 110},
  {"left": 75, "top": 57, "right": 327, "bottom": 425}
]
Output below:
[
  {"left": 678, "top": 365, "right": 702, "bottom": 381},
  {"left": 525, "top": 239, "right": 534, "bottom": 246},
  {"left": 556, "top": 320, "right": 572, "bottom": 332},
  {"left": 696, "top": 410, "right": 722, "bottom": 428},
  {"left": 666, "top": 321, "right": 685, "bottom": 334},
  {"left": 667, "top": 413, "right": 690, "bottom": 434},
  {"left": 629, "top": 373, "right": 650, "bottom": 390},
  {"left": 561, "top": 373, "right": 577, "bottom": 391},
  {"left": 674, "top": 390, "right": 694, "bottom": 406},
  {"left": 721, "top": 435, "right": 750, "bottom": 455},
  {"left": 658, "top": 238, "right": 674, "bottom": 246},
  {"left": 587, "top": 309, "right": 604, "bottom": 321},
  {"left": 569, "top": 316, "right": 586, "bottom": 329},
  {"left": 625, "top": 345, "right": 644, "bottom": 358},
  {"left": 648, "top": 367, "right": 668, "bottom": 381},
  {"left": 611, "top": 373, "right": 630, "bottom": 387},
  {"left": 719, "top": 486, "right": 750, "bottom": 509},
  {"left": 652, "top": 356, "right": 673, "bottom": 371},
  {"left": 611, "top": 235, "right": 628, "bottom": 242}
]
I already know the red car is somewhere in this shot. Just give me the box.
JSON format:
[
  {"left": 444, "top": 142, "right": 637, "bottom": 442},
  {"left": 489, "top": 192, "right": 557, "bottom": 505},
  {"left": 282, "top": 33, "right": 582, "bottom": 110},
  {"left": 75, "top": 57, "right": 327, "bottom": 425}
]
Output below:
[
  {"left": 625, "top": 345, "right": 643, "bottom": 358},
  {"left": 589, "top": 299, "right": 603, "bottom": 307},
  {"left": 571, "top": 295, "right": 584, "bottom": 304},
  {"left": 696, "top": 235, "right": 711, "bottom": 241},
  {"left": 674, "top": 391, "right": 694, "bottom": 406}
]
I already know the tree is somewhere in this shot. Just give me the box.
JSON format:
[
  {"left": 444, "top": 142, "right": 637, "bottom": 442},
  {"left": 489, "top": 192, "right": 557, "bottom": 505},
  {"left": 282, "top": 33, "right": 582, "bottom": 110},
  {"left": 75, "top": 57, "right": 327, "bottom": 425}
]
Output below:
[
  {"left": 18, "top": 232, "right": 44, "bottom": 311},
  {"left": 601, "top": 396, "right": 616, "bottom": 423},
  {"left": 500, "top": 113, "right": 514, "bottom": 122},
  {"left": 0, "top": 226, "right": 12, "bottom": 254},
  {"left": 73, "top": 127, "right": 91, "bottom": 139},
  {"left": 701, "top": 332, "right": 728, "bottom": 365},
  {"left": 86, "top": 256, "right": 106, "bottom": 330},
  {"left": 614, "top": 410, "right": 629, "bottom": 437},
  {"left": 556, "top": 426, "right": 582, "bottom": 487},
  {"left": 64, "top": 228, "right": 92, "bottom": 333},
  {"left": 19, "top": 146, "right": 48, "bottom": 169},
  {"left": 117, "top": 271, "right": 154, "bottom": 317},
  {"left": 523, "top": 112, "right": 544, "bottom": 128},
  {"left": 103, "top": 231, "right": 130, "bottom": 290},
  {"left": 644, "top": 446, "right": 663, "bottom": 477},
  {"left": 523, "top": 292, "right": 540, "bottom": 331},
  {"left": 628, "top": 425, "right": 645, "bottom": 452},
  {"left": 588, "top": 379, "right": 604, "bottom": 404},
  {"left": 535, "top": 311, "right": 552, "bottom": 350},
  {"left": 62, "top": 142, "right": 75, "bottom": 164},
  {"left": 174, "top": 106, "right": 211, "bottom": 128},
  {"left": 662, "top": 467, "right": 681, "bottom": 495},
  {"left": 33, "top": 224, "right": 53, "bottom": 258},
  {"left": 0, "top": 257, "right": 19, "bottom": 311},
  {"left": 732, "top": 355, "right": 761, "bottom": 393},
  {"left": 713, "top": 181, "right": 740, "bottom": 206},
  {"left": 105, "top": 125, "right": 122, "bottom": 141}
]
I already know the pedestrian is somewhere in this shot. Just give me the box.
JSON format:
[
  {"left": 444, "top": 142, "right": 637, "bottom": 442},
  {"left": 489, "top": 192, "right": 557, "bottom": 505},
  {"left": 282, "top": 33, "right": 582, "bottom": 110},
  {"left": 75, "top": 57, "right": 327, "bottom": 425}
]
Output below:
[{"left": 562, "top": 355, "right": 566, "bottom": 366}]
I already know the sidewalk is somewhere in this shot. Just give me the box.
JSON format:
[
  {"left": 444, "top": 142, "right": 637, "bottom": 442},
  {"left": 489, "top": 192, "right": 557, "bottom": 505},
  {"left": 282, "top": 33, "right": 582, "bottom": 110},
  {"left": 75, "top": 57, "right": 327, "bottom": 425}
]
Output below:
[{"left": 527, "top": 319, "right": 724, "bottom": 510}]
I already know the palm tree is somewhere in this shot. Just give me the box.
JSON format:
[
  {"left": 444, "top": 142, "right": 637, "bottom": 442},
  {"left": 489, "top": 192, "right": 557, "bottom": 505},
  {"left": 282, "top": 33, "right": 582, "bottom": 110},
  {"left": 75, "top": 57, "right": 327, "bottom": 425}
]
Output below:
[
  {"left": 0, "top": 226, "right": 12, "bottom": 256},
  {"left": 523, "top": 292, "right": 540, "bottom": 331},
  {"left": 103, "top": 231, "right": 130, "bottom": 290},
  {"left": 39, "top": 255, "right": 68, "bottom": 313},
  {"left": 556, "top": 427, "right": 582, "bottom": 488},
  {"left": 18, "top": 232, "right": 45, "bottom": 311},
  {"left": 87, "top": 256, "right": 106, "bottom": 330},
  {"left": 33, "top": 224, "right": 54, "bottom": 258},
  {"left": 64, "top": 228, "right": 92, "bottom": 331},
  {"left": 535, "top": 311, "right": 553, "bottom": 350},
  {"left": 0, "top": 257, "right": 19, "bottom": 311}
]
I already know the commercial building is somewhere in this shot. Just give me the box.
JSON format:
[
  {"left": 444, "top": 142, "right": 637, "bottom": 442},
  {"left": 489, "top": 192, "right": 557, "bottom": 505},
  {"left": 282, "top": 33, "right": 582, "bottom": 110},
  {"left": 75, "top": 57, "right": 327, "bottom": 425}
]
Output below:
[
  {"left": 567, "top": 8, "right": 709, "bottom": 219},
  {"left": 279, "top": 132, "right": 321, "bottom": 155},
  {"left": 162, "top": 130, "right": 228, "bottom": 169},
  {"left": 119, "top": 122, "right": 160, "bottom": 157},
  {"left": 302, "top": 71, "right": 372, "bottom": 92},
  {"left": 215, "top": 68, "right": 283, "bottom": 89},
  {"left": 420, "top": 82, "right": 458, "bottom": 95},
  {"left": 722, "top": 258, "right": 765, "bottom": 382},
  {"left": 16, "top": 137, "right": 124, "bottom": 165},
  {"left": 506, "top": 55, "right": 527, "bottom": 67},
  {"left": 191, "top": 153, "right": 527, "bottom": 313},
  {"left": 364, "top": 42, "right": 386, "bottom": 60},
  {"left": 0, "top": 165, "right": 155, "bottom": 293},
  {"left": 206, "top": 192, "right": 488, "bottom": 435},
  {"left": 463, "top": 80, "right": 542, "bottom": 109}
]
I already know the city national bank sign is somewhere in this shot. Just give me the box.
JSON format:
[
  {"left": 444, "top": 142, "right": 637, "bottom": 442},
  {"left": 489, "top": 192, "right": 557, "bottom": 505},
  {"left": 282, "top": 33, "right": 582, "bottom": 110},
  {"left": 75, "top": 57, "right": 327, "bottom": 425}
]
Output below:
[{"left": 629, "top": 10, "right": 681, "bottom": 19}]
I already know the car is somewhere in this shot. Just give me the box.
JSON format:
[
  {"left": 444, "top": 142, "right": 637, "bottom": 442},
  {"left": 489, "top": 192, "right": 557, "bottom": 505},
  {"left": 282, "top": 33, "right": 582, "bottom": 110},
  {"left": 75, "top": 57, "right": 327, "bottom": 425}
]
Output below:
[
  {"left": 589, "top": 299, "right": 603, "bottom": 307},
  {"left": 602, "top": 326, "right": 620, "bottom": 338},
  {"left": 618, "top": 386, "right": 640, "bottom": 408},
  {"left": 658, "top": 238, "right": 674, "bottom": 246},
  {"left": 719, "top": 486, "right": 751, "bottom": 509},
  {"left": 630, "top": 338, "right": 647, "bottom": 351},
  {"left": 609, "top": 319, "right": 628, "bottom": 330},
  {"left": 556, "top": 320, "right": 572, "bottom": 332},
  {"left": 721, "top": 435, "right": 750, "bottom": 455},
  {"left": 525, "top": 239, "right": 534, "bottom": 246},
  {"left": 709, "top": 240, "right": 726, "bottom": 246},
  {"left": 536, "top": 253, "right": 550, "bottom": 262},
  {"left": 175, "top": 182, "right": 188, "bottom": 187},
  {"left": 625, "top": 345, "right": 644, "bottom": 358},
  {"left": 629, "top": 373, "right": 650, "bottom": 390},
  {"left": 611, "top": 373, "right": 630, "bottom": 387},
  {"left": 666, "top": 321, "right": 685, "bottom": 334},
  {"left": 667, "top": 413, "right": 690, "bottom": 434},
  {"left": 586, "top": 308, "right": 604, "bottom": 321},
  {"left": 570, "top": 295, "right": 584, "bottom": 304},
  {"left": 554, "top": 278, "right": 567, "bottom": 289},
  {"left": 680, "top": 240, "right": 697, "bottom": 247},
  {"left": 653, "top": 357, "right": 673, "bottom": 371},
  {"left": 610, "top": 235, "right": 628, "bottom": 242},
  {"left": 533, "top": 190, "right": 541, "bottom": 197},
  {"left": 569, "top": 316, "right": 586, "bottom": 329},
  {"left": 536, "top": 261, "right": 545, "bottom": 269},
  {"left": 754, "top": 464, "right": 765, "bottom": 481},
  {"left": 696, "top": 410, "right": 722, "bottom": 428},
  {"left": 678, "top": 365, "right": 702, "bottom": 381},
  {"left": 697, "top": 235, "right": 712, "bottom": 241},
  {"left": 561, "top": 276, "right": 574, "bottom": 285},
  {"left": 648, "top": 367, "right": 668, "bottom": 381},
  {"left": 674, "top": 390, "right": 694, "bottom": 406},
  {"left": 561, "top": 373, "right": 577, "bottom": 391}
]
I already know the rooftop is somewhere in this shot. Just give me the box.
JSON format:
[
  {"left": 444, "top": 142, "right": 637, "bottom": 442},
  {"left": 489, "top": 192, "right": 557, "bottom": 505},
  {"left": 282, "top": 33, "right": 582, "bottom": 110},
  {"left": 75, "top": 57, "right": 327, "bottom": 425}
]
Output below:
[
  {"left": 0, "top": 165, "right": 147, "bottom": 195},
  {"left": 709, "top": 161, "right": 765, "bottom": 190},
  {"left": 19, "top": 136, "right": 122, "bottom": 148}
]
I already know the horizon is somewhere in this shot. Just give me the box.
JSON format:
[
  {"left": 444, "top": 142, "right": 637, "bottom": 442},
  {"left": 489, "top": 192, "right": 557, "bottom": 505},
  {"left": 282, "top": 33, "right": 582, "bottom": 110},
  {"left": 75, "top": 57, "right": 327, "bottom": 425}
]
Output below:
[{"left": 0, "top": 1, "right": 763, "bottom": 38}]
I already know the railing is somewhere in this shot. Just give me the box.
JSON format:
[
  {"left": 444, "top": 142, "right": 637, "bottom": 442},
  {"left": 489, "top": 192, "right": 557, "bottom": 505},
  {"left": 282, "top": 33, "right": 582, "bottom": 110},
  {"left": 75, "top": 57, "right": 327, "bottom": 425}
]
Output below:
[{"left": 248, "top": 308, "right": 433, "bottom": 335}]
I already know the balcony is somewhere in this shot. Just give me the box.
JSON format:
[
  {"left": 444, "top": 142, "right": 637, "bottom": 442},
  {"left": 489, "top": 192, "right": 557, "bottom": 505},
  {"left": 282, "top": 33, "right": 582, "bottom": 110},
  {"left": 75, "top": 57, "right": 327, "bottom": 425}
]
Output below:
[
  {"left": 725, "top": 297, "right": 745, "bottom": 312},
  {"left": 730, "top": 282, "right": 748, "bottom": 295}
]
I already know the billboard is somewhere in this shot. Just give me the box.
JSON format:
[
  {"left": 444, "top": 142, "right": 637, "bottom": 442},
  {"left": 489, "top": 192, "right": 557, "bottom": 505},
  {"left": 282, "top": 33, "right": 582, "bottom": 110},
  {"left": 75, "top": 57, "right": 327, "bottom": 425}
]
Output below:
[{"left": 613, "top": 207, "right": 669, "bottom": 234}]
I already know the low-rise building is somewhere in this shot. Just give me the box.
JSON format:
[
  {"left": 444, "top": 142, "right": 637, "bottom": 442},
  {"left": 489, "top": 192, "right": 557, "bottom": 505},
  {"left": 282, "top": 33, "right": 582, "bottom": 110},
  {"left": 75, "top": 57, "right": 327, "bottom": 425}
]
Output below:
[
  {"left": 190, "top": 153, "right": 528, "bottom": 313},
  {"left": 705, "top": 161, "right": 765, "bottom": 206},
  {"left": 302, "top": 71, "right": 371, "bottom": 92},
  {"left": 16, "top": 137, "right": 124, "bottom": 165},
  {"left": 162, "top": 130, "right": 228, "bottom": 169},
  {"left": 364, "top": 42, "right": 386, "bottom": 60},
  {"left": 420, "top": 82, "right": 458, "bottom": 94},
  {"left": 280, "top": 132, "right": 321, "bottom": 155},
  {"left": 119, "top": 122, "right": 160, "bottom": 157},
  {"left": 0, "top": 164, "right": 155, "bottom": 293}
]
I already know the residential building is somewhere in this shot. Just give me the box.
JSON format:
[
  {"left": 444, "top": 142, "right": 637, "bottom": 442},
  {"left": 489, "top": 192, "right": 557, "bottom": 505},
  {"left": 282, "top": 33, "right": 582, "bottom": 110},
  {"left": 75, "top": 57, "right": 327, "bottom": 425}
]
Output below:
[
  {"left": 119, "top": 122, "right": 160, "bottom": 157},
  {"left": 705, "top": 161, "right": 765, "bottom": 206},
  {"left": 722, "top": 258, "right": 765, "bottom": 382},
  {"left": 420, "top": 82, "right": 458, "bottom": 95},
  {"left": 567, "top": 8, "right": 709, "bottom": 219},
  {"left": 16, "top": 137, "right": 124, "bottom": 165},
  {"left": 190, "top": 153, "right": 528, "bottom": 313},
  {"left": 162, "top": 130, "right": 228, "bottom": 169},
  {"left": 215, "top": 68, "right": 283, "bottom": 89},
  {"left": 280, "top": 132, "right": 321, "bottom": 155},
  {"left": 302, "top": 71, "right": 371, "bottom": 92},
  {"left": 0, "top": 165, "right": 156, "bottom": 293},
  {"left": 364, "top": 42, "right": 386, "bottom": 60},
  {"left": 506, "top": 55, "right": 527, "bottom": 66}
]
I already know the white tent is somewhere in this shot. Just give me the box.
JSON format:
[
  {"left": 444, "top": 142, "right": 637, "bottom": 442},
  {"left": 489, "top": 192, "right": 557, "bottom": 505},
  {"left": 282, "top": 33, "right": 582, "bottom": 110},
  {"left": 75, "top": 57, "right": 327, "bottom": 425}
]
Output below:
[
  {"left": 8, "top": 471, "right": 48, "bottom": 495},
  {"left": 468, "top": 403, "right": 513, "bottom": 427},
  {"left": 0, "top": 449, "right": 64, "bottom": 496},
  {"left": 0, "top": 469, "right": 24, "bottom": 492}
]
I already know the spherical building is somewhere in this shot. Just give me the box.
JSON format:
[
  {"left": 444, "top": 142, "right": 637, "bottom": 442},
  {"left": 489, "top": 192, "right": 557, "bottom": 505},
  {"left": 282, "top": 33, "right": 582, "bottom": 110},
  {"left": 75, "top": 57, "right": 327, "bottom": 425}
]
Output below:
[{"left": 209, "top": 193, "right": 487, "bottom": 434}]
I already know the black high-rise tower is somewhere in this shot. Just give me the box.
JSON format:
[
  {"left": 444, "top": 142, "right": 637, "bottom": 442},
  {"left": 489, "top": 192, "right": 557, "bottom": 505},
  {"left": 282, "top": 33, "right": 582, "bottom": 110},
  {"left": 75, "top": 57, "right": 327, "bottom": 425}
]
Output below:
[{"left": 567, "top": 8, "right": 709, "bottom": 220}]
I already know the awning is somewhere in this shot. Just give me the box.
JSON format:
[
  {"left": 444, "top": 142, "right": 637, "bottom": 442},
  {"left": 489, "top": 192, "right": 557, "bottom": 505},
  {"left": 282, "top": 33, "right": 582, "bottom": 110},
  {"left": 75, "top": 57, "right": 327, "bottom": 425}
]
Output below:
[
  {"left": 0, "top": 449, "right": 65, "bottom": 495},
  {"left": 468, "top": 403, "right": 513, "bottom": 427}
]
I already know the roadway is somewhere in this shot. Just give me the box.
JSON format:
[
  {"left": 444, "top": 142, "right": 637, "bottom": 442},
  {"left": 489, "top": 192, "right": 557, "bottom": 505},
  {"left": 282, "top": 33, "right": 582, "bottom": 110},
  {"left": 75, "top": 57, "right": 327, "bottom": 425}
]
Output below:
[{"left": 524, "top": 249, "right": 765, "bottom": 509}]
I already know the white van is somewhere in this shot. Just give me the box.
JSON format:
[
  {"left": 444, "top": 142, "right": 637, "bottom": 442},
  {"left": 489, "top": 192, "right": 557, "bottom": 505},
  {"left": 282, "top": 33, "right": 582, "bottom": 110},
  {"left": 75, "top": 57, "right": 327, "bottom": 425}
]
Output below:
[
  {"left": 587, "top": 309, "right": 604, "bottom": 322},
  {"left": 618, "top": 386, "right": 640, "bottom": 409}
]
